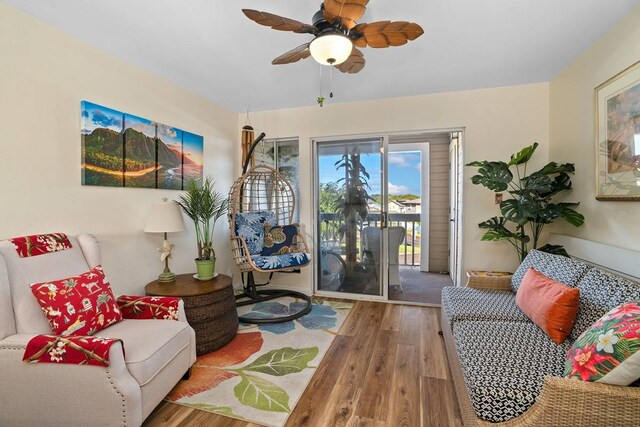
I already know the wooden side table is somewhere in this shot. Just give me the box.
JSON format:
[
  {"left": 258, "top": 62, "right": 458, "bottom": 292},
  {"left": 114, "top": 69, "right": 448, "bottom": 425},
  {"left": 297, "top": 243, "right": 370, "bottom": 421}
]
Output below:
[{"left": 145, "top": 273, "right": 238, "bottom": 356}]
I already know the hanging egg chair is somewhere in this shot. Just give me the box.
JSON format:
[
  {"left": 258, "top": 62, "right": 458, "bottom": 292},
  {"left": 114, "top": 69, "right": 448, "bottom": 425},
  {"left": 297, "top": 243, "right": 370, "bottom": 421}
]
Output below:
[{"left": 228, "top": 133, "right": 312, "bottom": 324}]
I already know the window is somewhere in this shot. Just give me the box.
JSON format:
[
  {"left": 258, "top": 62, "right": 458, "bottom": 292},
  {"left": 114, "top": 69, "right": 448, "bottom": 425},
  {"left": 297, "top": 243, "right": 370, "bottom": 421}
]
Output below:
[{"left": 254, "top": 138, "right": 300, "bottom": 222}]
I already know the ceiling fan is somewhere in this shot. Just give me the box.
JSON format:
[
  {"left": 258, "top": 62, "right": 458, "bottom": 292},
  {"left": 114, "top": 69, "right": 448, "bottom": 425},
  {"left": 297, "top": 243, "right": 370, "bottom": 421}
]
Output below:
[{"left": 242, "top": 0, "right": 424, "bottom": 74}]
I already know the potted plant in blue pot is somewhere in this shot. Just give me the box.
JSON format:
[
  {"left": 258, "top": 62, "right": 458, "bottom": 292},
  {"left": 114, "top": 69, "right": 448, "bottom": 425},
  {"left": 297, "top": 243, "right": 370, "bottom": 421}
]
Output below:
[{"left": 177, "top": 176, "right": 228, "bottom": 279}]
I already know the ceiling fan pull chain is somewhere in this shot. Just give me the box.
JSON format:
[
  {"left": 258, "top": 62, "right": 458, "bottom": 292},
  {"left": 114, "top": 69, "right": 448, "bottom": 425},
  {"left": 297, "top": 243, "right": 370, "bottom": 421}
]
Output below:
[
  {"left": 317, "top": 65, "right": 325, "bottom": 107},
  {"left": 330, "top": 66, "right": 334, "bottom": 99}
]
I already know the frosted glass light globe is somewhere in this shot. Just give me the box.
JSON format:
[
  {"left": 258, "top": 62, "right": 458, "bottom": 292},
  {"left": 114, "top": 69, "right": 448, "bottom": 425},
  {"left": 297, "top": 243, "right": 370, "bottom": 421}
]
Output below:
[{"left": 309, "top": 34, "right": 353, "bottom": 66}]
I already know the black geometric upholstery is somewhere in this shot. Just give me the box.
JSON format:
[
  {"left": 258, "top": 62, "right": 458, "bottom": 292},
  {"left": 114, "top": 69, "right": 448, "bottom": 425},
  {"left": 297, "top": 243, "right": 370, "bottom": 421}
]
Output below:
[
  {"left": 510, "top": 249, "right": 591, "bottom": 293},
  {"left": 441, "top": 286, "right": 528, "bottom": 327},
  {"left": 453, "top": 320, "right": 573, "bottom": 423},
  {"left": 571, "top": 267, "right": 640, "bottom": 340}
]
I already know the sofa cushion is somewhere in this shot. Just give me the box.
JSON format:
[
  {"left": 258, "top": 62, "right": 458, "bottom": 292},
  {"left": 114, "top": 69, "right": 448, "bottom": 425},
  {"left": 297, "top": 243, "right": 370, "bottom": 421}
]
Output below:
[
  {"left": 516, "top": 268, "right": 580, "bottom": 344},
  {"left": 0, "top": 236, "right": 91, "bottom": 335},
  {"left": 441, "top": 286, "right": 528, "bottom": 327},
  {"left": 453, "top": 320, "right": 573, "bottom": 423},
  {"left": 571, "top": 268, "right": 640, "bottom": 341},
  {"left": 96, "top": 318, "right": 194, "bottom": 386},
  {"left": 511, "top": 249, "right": 591, "bottom": 293},
  {"left": 251, "top": 252, "right": 311, "bottom": 270}
]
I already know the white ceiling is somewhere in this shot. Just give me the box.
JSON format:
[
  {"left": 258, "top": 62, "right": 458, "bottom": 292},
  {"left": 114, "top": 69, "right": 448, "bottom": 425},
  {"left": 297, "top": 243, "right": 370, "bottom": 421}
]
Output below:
[{"left": 3, "top": 0, "right": 639, "bottom": 112}]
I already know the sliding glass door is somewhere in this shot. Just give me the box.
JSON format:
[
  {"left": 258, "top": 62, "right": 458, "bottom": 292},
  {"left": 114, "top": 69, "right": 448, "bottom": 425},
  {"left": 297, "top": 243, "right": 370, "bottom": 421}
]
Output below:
[{"left": 315, "top": 138, "right": 386, "bottom": 298}]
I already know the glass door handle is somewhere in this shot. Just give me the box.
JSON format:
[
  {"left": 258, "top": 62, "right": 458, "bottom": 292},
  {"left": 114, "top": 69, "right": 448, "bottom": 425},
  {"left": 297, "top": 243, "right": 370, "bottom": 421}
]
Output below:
[{"left": 381, "top": 212, "right": 388, "bottom": 229}]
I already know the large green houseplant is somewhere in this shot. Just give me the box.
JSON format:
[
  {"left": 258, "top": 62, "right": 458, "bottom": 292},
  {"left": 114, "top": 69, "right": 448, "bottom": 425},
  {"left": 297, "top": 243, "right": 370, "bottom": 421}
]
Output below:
[
  {"left": 467, "top": 142, "right": 585, "bottom": 262},
  {"left": 177, "top": 176, "right": 228, "bottom": 279}
]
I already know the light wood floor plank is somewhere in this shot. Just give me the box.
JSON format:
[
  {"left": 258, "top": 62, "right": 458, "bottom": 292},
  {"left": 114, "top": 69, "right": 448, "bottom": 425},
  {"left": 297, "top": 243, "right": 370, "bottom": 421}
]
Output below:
[
  {"left": 421, "top": 376, "right": 463, "bottom": 427},
  {"left": 144, "top": 302, "right": 461, "bottom": 427},
  {"left": 387, "top": 344, "right": 420, "bottom": 427},
  {"left": 419, "top": 307, "right": 449, "bottom": 379},
  {"left": 398, "top": 305, "right": 421, "bottom": 345},
  {"left": 317, "top": 385, "right": 361, "bottom": 427},
  {"left": 380, "top": 303, "right": 402, "bottom": 331},
  {"left": 285, "top": 335, "right": 354, "bottom": 427},
  {"left": 354, "top": 329, "right": 398, "bottom": 422},
  {"left": 337, "top": 302, "right": 386, "bottom": 388}
]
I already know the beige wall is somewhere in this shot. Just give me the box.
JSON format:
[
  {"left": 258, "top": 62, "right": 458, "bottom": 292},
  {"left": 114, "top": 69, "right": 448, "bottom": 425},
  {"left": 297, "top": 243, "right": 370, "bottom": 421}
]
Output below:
[
  {"left": 549, "top": 6, "right": 640, "bottom": 251},
  {"left": 247, "top": 82, "right": 550, "bottom": 291},
  {"left": 0, "top": 4, "right": 238, "bottom": 295}
]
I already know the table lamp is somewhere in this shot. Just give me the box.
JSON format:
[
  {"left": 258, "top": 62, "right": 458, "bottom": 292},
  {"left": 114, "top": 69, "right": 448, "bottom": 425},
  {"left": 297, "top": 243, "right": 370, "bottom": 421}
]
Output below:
[{"left": 144, "top": 198, "right": 185, "bottom": 282}]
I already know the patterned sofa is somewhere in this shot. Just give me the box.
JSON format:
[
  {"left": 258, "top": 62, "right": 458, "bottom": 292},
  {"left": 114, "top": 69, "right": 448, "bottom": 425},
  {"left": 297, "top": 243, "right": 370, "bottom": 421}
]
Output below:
[{"left": 441, "top": 249, "right": 640, "bottom": 426}]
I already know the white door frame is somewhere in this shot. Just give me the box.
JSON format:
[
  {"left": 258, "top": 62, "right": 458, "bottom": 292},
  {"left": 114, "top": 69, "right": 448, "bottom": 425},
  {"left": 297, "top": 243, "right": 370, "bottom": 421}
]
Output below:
[{"left": 449, "top": 131, "right": 465, "bottom": 286}]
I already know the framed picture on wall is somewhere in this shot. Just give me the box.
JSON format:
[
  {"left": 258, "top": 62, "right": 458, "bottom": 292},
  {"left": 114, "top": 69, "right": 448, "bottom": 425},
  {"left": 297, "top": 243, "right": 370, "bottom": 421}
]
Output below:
[{"left": 595, "top": 60, "right": 640, "bottom": 200}]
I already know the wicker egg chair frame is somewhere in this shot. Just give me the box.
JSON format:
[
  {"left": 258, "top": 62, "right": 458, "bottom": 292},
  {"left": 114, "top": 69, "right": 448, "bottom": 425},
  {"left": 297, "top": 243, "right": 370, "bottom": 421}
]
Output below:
[{"left": 228, "top": 135, "right": 312, "bottom": 324}]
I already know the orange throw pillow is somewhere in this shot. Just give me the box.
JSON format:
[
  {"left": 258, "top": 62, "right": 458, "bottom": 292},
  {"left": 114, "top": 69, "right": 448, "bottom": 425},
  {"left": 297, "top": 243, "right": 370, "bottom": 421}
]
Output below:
[{"left": 515, "top": 268, "right": 580, "bottom": 344}]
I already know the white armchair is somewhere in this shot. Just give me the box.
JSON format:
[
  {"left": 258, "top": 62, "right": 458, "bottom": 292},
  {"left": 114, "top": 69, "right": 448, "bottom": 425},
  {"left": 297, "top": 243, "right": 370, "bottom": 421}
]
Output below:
[{"left": 0, "top": 234, "right": 196, "bottom": 426}]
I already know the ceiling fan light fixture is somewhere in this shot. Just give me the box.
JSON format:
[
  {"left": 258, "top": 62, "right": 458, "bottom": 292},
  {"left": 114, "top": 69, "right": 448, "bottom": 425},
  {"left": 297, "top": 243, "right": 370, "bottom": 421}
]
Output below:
[{"left": 309, "top": 33, "right": 352, "bottom": 66}]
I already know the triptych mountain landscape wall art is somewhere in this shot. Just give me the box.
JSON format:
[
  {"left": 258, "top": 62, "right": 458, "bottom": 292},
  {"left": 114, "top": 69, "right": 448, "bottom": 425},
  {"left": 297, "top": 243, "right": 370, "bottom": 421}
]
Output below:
[{"left": 81, "top": 101, "right": 204, "bottom": 189}]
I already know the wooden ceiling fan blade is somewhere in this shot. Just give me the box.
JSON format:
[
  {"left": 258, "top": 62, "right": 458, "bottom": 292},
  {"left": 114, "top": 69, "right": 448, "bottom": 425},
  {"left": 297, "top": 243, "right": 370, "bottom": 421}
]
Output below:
[
  {"left": 335, "top": 47, "right": 365, "bottom": 73},
  {"left": 272, "top": 43, "right": 311, "bottom": 65},
  {"left": 242, "top": 9, "right": 317, "bottom": 34},
  {"left": 352, "top": 21, "right": 424, "bottom": 48},
  {"left": 323, "top": 0, "right": 369, "bottom": 30}
]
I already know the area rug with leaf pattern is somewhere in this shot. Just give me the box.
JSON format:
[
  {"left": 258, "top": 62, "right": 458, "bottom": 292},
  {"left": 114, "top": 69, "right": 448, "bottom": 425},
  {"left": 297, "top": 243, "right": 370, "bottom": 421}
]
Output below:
[{"left": 166, "top": 298, "right": 353, "bottom": 426}]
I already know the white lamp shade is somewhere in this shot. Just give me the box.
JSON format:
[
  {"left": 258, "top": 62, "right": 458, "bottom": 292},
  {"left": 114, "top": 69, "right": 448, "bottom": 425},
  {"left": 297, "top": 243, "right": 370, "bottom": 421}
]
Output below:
[
  {"left": 309, "top": 34, "right": 353, "bottom": 66},
  {"left": 144, "top": 200, "right": 185, "bottom": 233}
]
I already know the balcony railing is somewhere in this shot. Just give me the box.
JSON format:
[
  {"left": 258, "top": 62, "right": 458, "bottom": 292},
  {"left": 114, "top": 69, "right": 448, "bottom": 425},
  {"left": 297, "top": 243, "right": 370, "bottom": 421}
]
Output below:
[{"left": 319, "top": 213, "right": 421, "bottom": 266}]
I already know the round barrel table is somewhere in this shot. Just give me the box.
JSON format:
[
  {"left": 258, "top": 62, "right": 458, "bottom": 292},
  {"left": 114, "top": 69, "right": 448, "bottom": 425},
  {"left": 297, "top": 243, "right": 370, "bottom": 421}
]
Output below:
[{"left": 145, "top": 273, "right": 238, "bottom": 356}]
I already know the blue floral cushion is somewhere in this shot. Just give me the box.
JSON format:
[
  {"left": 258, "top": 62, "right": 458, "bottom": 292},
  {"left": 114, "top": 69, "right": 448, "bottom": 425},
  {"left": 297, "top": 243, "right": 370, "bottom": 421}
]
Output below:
[
  {"left": 261, "top": 224, "right": 300, "bottom": 256},
  {"left": 234, "top": 211, "right": 276, "bottom": 255},
  {"left": 251, "top": 252, "right": 311, "bottom": 270}
]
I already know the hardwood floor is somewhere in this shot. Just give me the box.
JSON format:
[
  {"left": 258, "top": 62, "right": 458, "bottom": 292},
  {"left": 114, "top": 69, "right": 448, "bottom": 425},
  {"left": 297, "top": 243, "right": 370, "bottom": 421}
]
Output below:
[{"left": 144, "top": 301, "right": 462, "bottom": 427}]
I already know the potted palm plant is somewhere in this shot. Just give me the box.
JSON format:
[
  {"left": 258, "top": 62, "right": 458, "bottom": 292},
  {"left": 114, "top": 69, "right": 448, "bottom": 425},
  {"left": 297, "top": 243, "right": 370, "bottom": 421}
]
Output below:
[{"left": 177, "top": 176, "right": 228, "bottom": 279}]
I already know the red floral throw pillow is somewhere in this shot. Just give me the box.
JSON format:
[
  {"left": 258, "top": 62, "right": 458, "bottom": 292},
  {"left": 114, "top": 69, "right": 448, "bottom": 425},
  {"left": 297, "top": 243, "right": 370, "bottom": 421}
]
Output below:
[
  {"left": 30, "top": 266, "right": 122, "bottom": 336},
  {"left": 565, "top": 301, "right": 640, "bottom": 385}
]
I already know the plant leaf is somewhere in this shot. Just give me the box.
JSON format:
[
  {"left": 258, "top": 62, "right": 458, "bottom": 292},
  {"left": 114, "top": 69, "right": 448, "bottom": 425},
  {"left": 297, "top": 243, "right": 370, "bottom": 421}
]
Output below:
[
  {"left": 558, "top": 204, "right": 585, "bottom": 227},
  {"left": 466, "top": 160, "right": 489, "bottom": 167},
  {"left": 539, "top": 173, "right": 573, "bottom": 197},
  {"left": 522, "top": 172, "right": 553, "bottom": 193},
  {"left": 500, "top": 198, "right": 539, "bottom": 225},
  {"left": 537, "top": 244, "right": 569, "bottom": 257},
  {"left": 478, "top": 217, "right": 529, "bottom": 243},
  {"left": 470, "top": 161, "right": 513, "bottom": 192},
  {"left": 234, "top": 373, "right": 290, "bottom": 413},
  {"left": 508, "top": 142, "right": 538, "bottom": 166},
  {"left": 242, "top": 347, "right": 319, "bottom": 376},
  {"left": 538, "top": 162, "right": 575, "bottom": 175}
]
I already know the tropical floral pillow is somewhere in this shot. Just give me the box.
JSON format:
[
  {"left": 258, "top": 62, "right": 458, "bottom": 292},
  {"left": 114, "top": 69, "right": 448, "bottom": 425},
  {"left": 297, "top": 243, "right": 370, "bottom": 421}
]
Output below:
[
  {"left": 564, "top": 301, "right": 640, "bottom": 385},
  {"left": 30, "top": 265, "right": 122, "bottom": 336},
  {"left": 261, "top": 224, "right": 301, "bottom": 256},
  {"left": 234, "top": 211, "right": 276, "bottom": 255}
]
